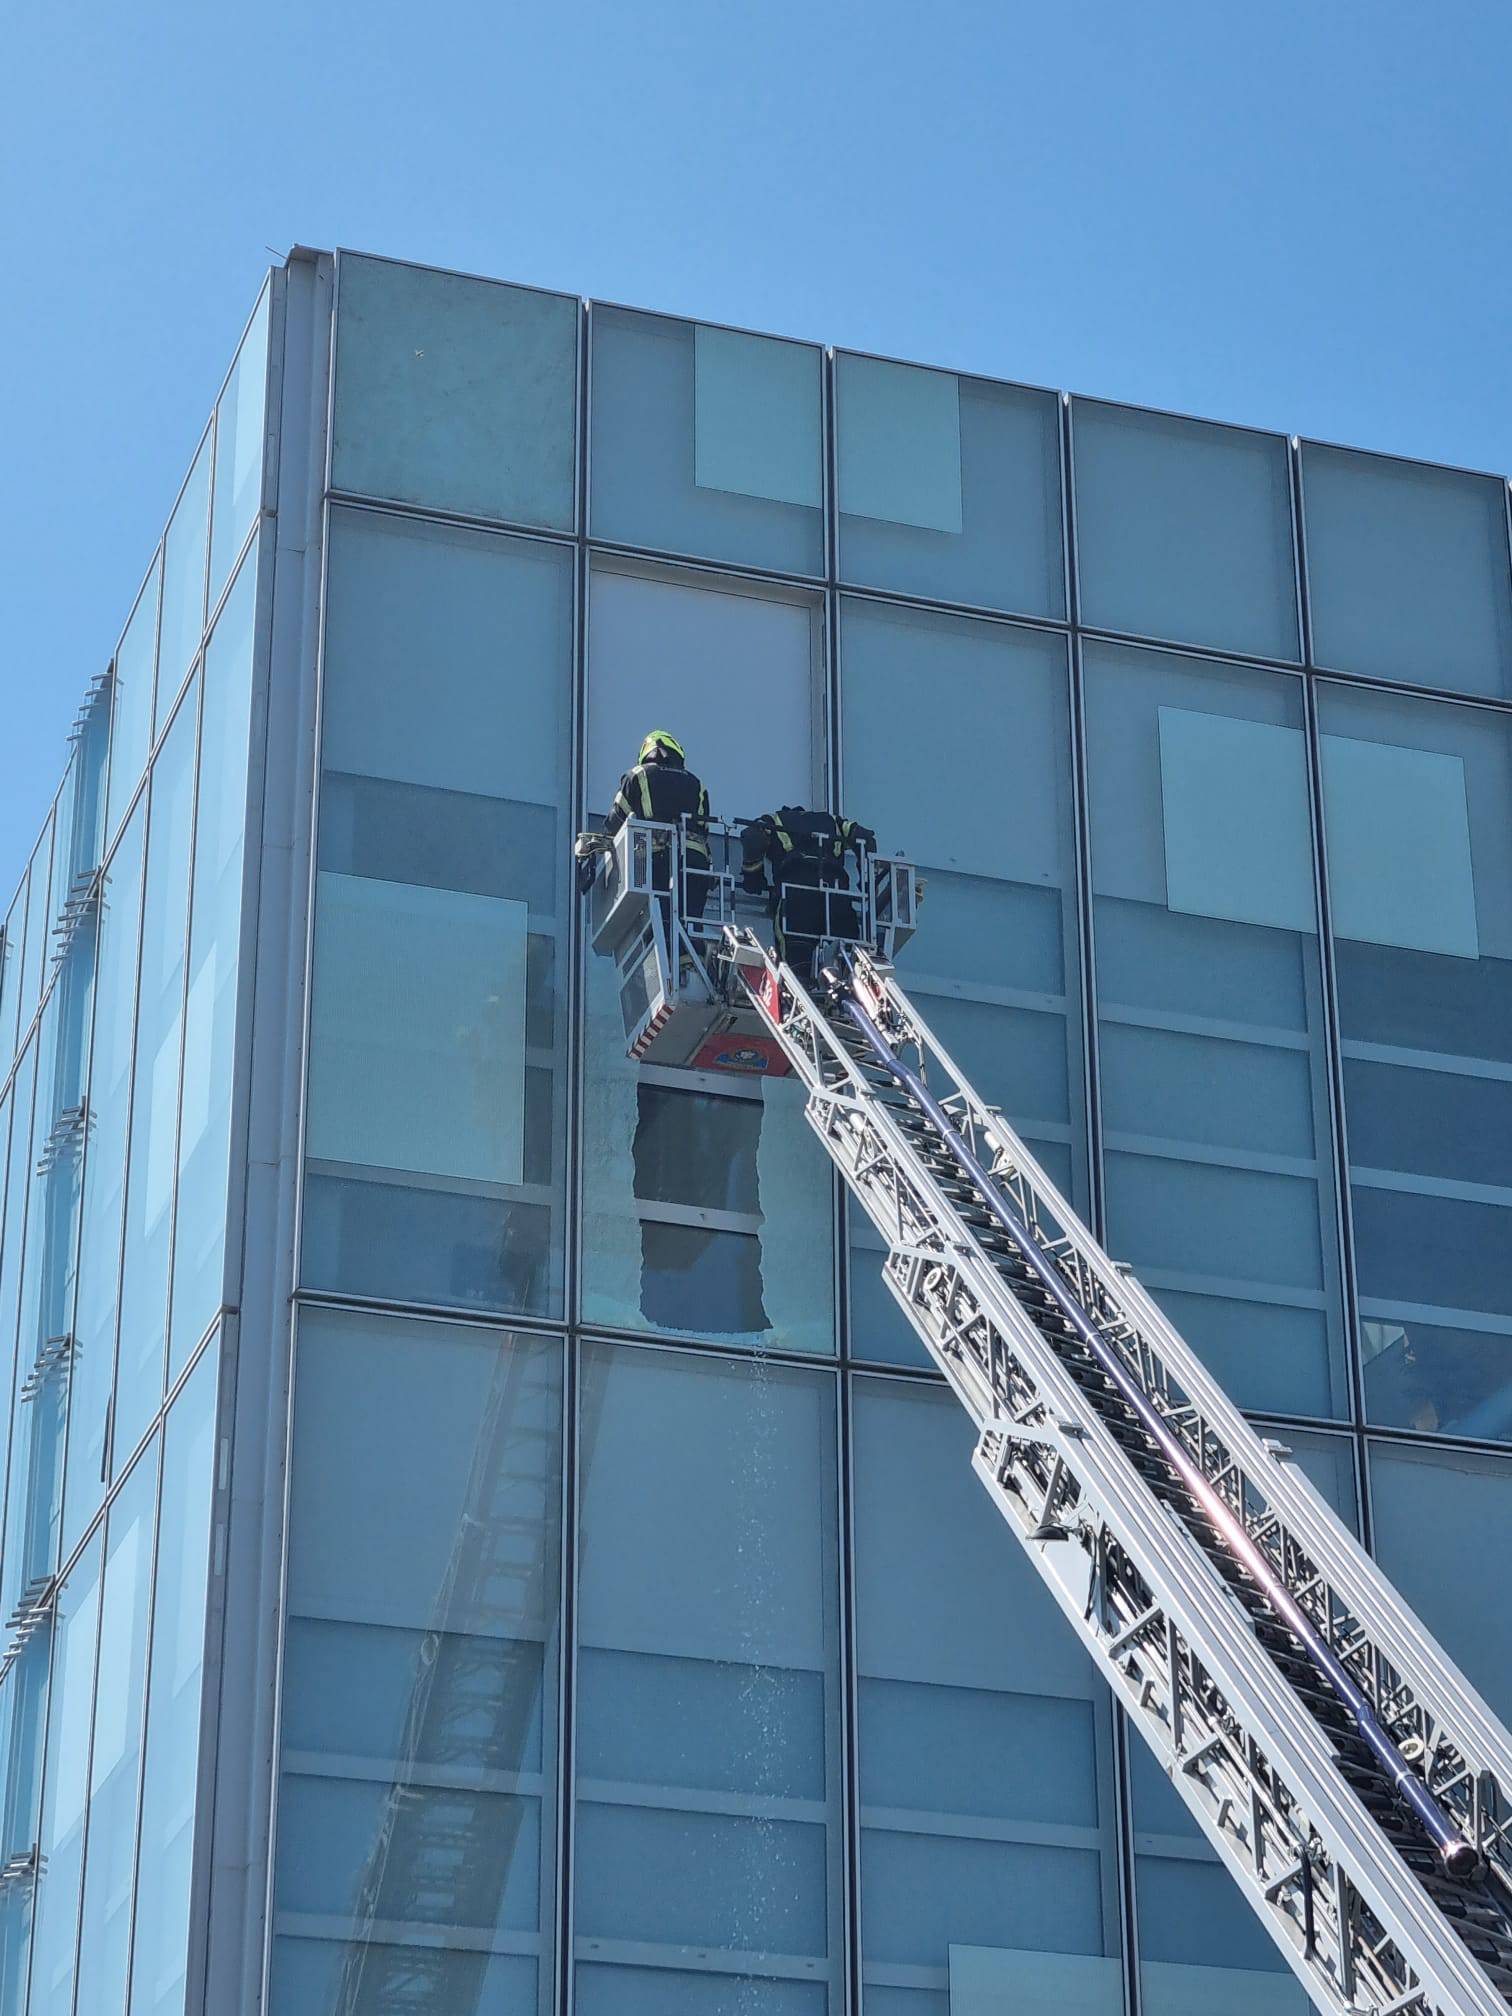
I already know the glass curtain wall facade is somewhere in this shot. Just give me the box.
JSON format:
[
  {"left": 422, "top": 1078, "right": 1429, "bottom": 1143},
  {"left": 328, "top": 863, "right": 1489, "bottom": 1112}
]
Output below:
[
  {"left": 272, "top": 250, "right": 1512, "bottom": 2016},
  {"left": 10, "top": 244, "right": 1512, "bottom": 2016},
  {"left": 0, "top": 281, "right": 270, "bottom": 2014}
]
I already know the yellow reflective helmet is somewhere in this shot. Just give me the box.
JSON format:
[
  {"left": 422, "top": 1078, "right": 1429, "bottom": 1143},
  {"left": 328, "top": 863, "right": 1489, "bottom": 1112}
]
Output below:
[{"left": 640, "top": 729, "right": 685, "bottom": 764}]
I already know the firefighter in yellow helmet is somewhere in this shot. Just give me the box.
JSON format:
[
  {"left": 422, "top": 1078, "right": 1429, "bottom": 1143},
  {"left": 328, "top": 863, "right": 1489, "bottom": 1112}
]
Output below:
[{"left": 594, "top": 730, "right": 715, "bottom": 919}]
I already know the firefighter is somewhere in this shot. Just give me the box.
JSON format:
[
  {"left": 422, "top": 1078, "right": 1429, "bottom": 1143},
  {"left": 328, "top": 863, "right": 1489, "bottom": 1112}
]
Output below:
[
  {"left": 740, "top": 805, "right": 877, "bottom": 974},
  {"left": 587, "top": 730, "right": 714, "bottom": 923}
]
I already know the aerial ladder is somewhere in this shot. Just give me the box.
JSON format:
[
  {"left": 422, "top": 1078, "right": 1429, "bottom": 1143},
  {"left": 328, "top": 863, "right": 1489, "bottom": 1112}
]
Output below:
[{"left": 584, "top": 813, "right": 1512, "bottom": 2016}]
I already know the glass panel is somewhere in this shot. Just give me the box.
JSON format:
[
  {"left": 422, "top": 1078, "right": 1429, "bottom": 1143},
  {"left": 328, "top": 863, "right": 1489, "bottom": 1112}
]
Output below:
[
  {"left": 25, "top": 1532, "right": 102, "bottom": 2016},
  {"left": 277, "top": 1309, "right": 561, "bottom": 2016},
  {"left": 1318, "top": 686, "right": 1512, "bottom": 1440},
  {"left": 840, "top": 598, "right": 1086, "bottom": 1366},
  {"left": 332, "top": 253, "right": 577, "bottom": 530},
  {"left": 2, "top": 989, "right": 79, "bottom": 1616},
  {"left": 0, "top": 886, "right": 23, "bottom": 1065},
  {"left": 1280, "top": 1429, "right": 1359, "bottom": 1533},
  {"left": 127, "top": 1343, "right": 217, "bottom": 2016},
  {"left": 74, "top": 1444, "right": 157, "bottom": 2014},
  {"left": 837, "top": 353, "right": 1064, "bottom": 616},
  {"left": 1086, "top": 642, "right": 1348, "bottom": 1418},
  {"left": 19, "top": 819, "right": 53, "bottom": 1032},
  {"left": 64, "top": 802, "right": 147, "bottom": 1558},
  {"left": 590, "top": 307, "right": 824, "bottom": 573},
  {"left": 155, "top": 430, "right": 212, "bottom": 732},
  {"left": 574, "top": 1345, "right": 842, "bottom": 2008},
  {"left": 302, "top": 512, "right": 572, "bottom": 1319},
  {"left": 1303, "top": 443, "right": 1512, "bottom": 698},
  {"left": 0, "top": 1628, "right": 49, "bottom": 2006},
  {"left": 582, "top": 565, "right": 833, "bottom": 1349},
  {"left": 61, "top": 681, "right": 110, "bottom": 896},
  {"left": 106, "top": 556, "right": 161, "bottom": 849},
  {"left": 586, "top": 566, "right": 819, "bottom": 819},
  {"left": 168, "top": 555, "right": 257, "bottom": 1373},
  {"left": 114, "top": 692, "right": 198, "bottom": 1470},
  {"left": 0, "top": 1049, "right": 35, "bottom": 1606},
  {"left": 1130, "top": 1738, "right": 1310, "bottom": 2013},
  {"left": 1369, "top": 1443, "right": 1512, "bottom": 1725},
  {"left": 209, "top": 285, "right": 270, "bottom": 599},
  {"left": 853, "top": 1380, "right": 1122, "bottom": 2004},
  {"left": 1072, "top": 401, "right": 1298, "bottom": 660}
]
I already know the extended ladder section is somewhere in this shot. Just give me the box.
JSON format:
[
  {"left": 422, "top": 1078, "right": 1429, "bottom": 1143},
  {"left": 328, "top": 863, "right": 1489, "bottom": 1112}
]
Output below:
[{"left": 725, "top": 930, "right": 1512, "bottom": 2016}]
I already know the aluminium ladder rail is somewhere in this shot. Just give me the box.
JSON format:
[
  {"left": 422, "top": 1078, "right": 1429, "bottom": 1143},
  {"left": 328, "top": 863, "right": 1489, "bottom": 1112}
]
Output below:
[{"left": 726, "top": 929, "right": 1512, "bottom": 2016}]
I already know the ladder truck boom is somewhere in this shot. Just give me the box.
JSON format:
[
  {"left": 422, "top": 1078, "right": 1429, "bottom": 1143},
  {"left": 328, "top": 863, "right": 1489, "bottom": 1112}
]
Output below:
[{"left": 584, "top": 815, "right": 1512, "bottom": 2015}]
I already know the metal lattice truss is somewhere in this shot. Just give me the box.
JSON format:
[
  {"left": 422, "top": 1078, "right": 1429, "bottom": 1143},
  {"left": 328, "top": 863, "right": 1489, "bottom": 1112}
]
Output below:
[{"left": 727, "top": 929, "right": 1512, "bottom": 2016}]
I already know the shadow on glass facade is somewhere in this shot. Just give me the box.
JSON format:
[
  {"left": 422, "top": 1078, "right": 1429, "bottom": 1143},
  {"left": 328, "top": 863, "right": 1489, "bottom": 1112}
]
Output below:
[{"left": 6, "top": 242, "right": 1512, "bottom": 2013}]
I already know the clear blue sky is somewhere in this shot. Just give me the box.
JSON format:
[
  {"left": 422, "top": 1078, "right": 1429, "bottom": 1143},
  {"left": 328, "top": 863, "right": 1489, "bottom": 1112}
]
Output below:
[{"left": 4, "top": 0, "right": 1510, "bottom": 884}]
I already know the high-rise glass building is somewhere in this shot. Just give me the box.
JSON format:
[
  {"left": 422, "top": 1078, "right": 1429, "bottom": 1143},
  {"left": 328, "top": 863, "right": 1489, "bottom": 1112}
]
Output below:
[{"left": 2, "top": 245, "right": 1511, "bottom": 2015}]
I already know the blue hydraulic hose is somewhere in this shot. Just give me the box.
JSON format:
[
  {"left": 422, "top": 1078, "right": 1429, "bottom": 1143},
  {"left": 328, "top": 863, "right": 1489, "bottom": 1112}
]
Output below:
[{"left": 838, "top": 983, "right": 1479, "bottom": 1880}]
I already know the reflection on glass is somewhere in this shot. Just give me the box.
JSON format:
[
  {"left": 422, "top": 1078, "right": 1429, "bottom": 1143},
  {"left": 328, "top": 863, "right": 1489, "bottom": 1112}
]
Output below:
[
  {"left": 127, "top": 1345, "right": 217, "bottom": 2016},
  {"left": 301, "top": 512, "right": 572, "bottom": 1319},
  {"left": 74, "top": 1446, "right": 157, "bottom": 2014},
  {"left": 1369, "top": 1443, "right": 1512, "bottom": 1725},
  {"left": 1319, "top": 686, "right": 1512, "bottom": 1440},
  {"left": 114, "top": 691, "right": 198, "bottom": 1469},
  {"left": 1086, "top": 642, "right": 1348, "bottom": 1419},
  {"left": 209, "top": 286, "right": 270, "bottom": 599},
  {"left": 169, "top": 555, "right": 257, "bottom": 1372},
  {"left": 1072, "top": 400, "right": 1298, "bottom": 660},
  {"left": 106, "top": 556, "right": 161, "bottom": 851},
  {"left": 1304, "top": 444, "right": 1512, "bottom": 698},
  {"left": 0, "top": 1046, "right": 38, "bottom": 1609},
  {"left": 574, "top": 1344, "right": 842, "bottom": 2008},
  {"left": 841, "top": 598, "right": 1084, "bottom": 1365},
  {"left": 155, "top": 430, "right": 211, "bottom": 734},
  {"left": 853, "top": 1381, "right": 1121, "bottom": 2002},
  {"left": 25, "top": 1534, "right": 102, "bottom": 2016},
  {"left": 0, "top": 1628, "right": 49, "bottom": 2006},
  {"left": 64, "top": 802, "right": 147, "bottom": 1558},
  {"left": 18, "top": 819, "right": 53, "bottom": 1034},
  {"left": 275, "top": 1309, "right": 561, "bottom": 2012},
  {"left": 332, "top": 253, "right": 577, "bottom": 530},
  {"left": 837, "top": 353, "right": 1064, "bottom": 617},
  {"left": 0, "top": 886, "right": 23, "bottom": 1064},
  {"left": 1131, "top": 1736, "right": 1309, "bottom": 2012},
  {"left": 590, "top": 307, "right": 824, "bottom": 575}
]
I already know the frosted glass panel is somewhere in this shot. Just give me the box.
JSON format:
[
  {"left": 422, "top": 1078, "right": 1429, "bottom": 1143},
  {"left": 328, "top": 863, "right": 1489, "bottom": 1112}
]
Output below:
[
  {"left": 838, "top": 355, "right": 962, "bottom": 532},
  {"left": 838, "top": 359, "right": 1063, "bottom": 616},
  {"left": 308, "top": 873, "right": 527, "bottom": 1185},
  {"left": 694, "top": 324, "right": 822, "bottom": 508},
  {"left": 587, "top": 567, "right": 816, "bottom": 819},
  {"left": 333, "top": 253, "right": 577, "bottom": 530},
  {"left": 1303, "top": 443, "right": 1512, "bottom": 698},
  {"left": 1158, "top": 708, "right": 1314, "bottom": 933},
  {"left": 591, "top": 308, "right": 824, "bottom": 572},
  {"left": 1321, "top": 733, "right": 1477, "bottom": 956},
  {"left": 1073, "top": 401, "right": 1298, "bottom": 660}
]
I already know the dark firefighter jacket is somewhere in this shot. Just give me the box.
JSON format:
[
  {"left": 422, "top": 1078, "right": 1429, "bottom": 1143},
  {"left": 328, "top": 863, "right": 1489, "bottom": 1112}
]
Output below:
[
  {"left": 739, "top": 807, "right": 876, "bottom": 895},
  {"left": 606, "top": 753, "right": 712, "bottom": 862}
]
